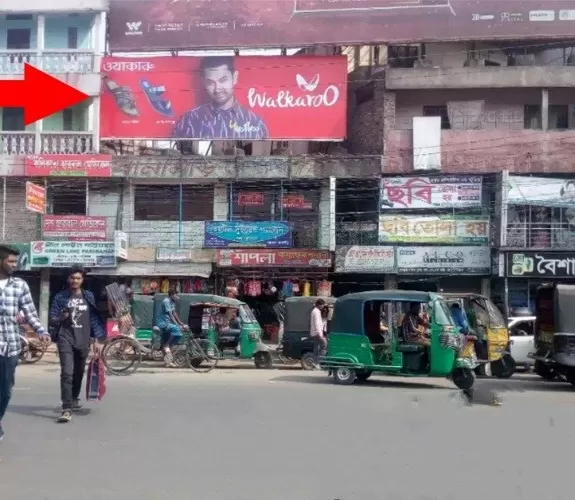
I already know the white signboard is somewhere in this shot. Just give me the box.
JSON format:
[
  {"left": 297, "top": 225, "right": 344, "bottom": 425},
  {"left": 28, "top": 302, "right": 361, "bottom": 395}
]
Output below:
[
  {"left": 506, "top": 176, "right": 575, "bottom": 207},
  {"left": 396, "top": 246, "right": 491, "bottom": 275},
  {"left": 413, "top": 116, "right": 441, "bottom": 171},
  {"left": 335, "top": 246, "right": 395, "bottom": 273},
  {"left": 30, "top": 241, "right": 116, "bottom": 268}
]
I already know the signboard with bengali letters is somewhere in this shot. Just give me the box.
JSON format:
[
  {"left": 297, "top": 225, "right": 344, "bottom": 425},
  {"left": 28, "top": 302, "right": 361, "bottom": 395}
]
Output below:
[
  {"left": 396, "top": 246, "right": 491, "bottom": 275},
  {"left": 507, "top": 252, "right": 575, "bottom": 279}
]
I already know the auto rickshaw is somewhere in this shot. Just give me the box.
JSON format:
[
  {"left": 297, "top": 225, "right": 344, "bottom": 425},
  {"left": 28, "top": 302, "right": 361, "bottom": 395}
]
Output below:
[
  {"left": 279, "top": 296, "right": 336, "bottom": 370},
  {"left": 530, "top": 284, "right": 575, "bottom": 384},
  {"left": 441, "top": 293, "right": 515, "bottom": 379},
  {"left": 320, "top": 291, "right": 478, "bottom": 389}
]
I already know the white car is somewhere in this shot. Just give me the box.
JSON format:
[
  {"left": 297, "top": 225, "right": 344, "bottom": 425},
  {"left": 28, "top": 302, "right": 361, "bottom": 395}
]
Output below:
[{"left": 508, "top": 316, "right": 536, "bottom": 367}]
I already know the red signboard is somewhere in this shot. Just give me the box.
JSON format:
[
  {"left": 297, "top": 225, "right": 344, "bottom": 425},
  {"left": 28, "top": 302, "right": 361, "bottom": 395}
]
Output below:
[
  {"left": 237, "top": 192, "right": 265, "bottom": 206},
  {"left": 217, "top": 249, "right": 332, "bottom": 267},
  {"left": 281, "top": 195, "right": 312, "bottom": 209},
  {"left": 100, "top": 56, "right": 347, "bottom": 140},
  {"left": 25, "top": 181, "right": 46, "bottom": 214},
  {"left": 42, "top": 215, "right": 108, "bottom": 241},
  {"left": 109, "top": 0, "right": 575, "bottom": 51},
  {"left": 25, "top": 155, "right": 113, "bottom": 177}
]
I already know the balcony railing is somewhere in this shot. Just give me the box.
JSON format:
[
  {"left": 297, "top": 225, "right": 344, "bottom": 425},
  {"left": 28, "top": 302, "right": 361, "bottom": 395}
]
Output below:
[
  {"left": 0, "top": 131, "right": 95, "bottom": 155},
  {"left": 0, "top": 50, "right": 95, "bottom": 75},
  {"left": 505, "top": 222, "right": 575, "bottom": 249}
]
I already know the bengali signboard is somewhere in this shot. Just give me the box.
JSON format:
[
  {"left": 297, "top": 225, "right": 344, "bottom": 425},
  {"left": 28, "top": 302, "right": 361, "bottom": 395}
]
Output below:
[
  {"left": 380, "top": 176, "right": 482, "bottom": 210},
  {"left": 204, "top": 221, "right": 292, "bottom": 248},
  {"left": 507, "top": 251, "right": 575, "bottom": 279},
  {"left": 396, "top": 246, "right": 491, "bottom": 275},
  {"left": 506, "top": 176, "right": 575, "bottom": 207},
  {"left": 335, "top": 246, "right": 395, "bottom": 273},
  {"left": 25, "top": 155, "right": 113, "bottom": 177},
  {"left": 100, "top": 56, "right": 347, "bottom": 140},
  {"left": 30, "top": 241, "right": 116, "bottom": 268},
  {"left": 25, "top": 182, "right": 46, "bottom": 214},
  {"left": 109, "top": 1, "right": 575, "bottom": 50},
  {"left": 216, "top": 249, "right": 332, "bottom": 268},
  {"left": 379, "top": 214, "right": 489, "bottom": 244},
  {"left": 42, "top": 216, "right": 107, "bottom": 241}
]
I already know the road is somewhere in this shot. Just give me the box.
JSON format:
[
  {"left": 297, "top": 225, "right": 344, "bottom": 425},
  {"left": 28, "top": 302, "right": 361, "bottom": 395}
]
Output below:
[{"left": 1, "top": 362, "right": 575, "bottom": 500}]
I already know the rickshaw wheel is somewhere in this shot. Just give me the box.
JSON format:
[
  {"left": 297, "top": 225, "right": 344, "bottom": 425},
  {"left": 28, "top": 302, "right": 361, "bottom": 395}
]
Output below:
[
  {"left": 452, "top": 368, "right": 475, "bottom": 390},
  {"left": 356, "top": 370, "right": 372, "bottom": 382},
  {"left": 301, "top": 352, "right": 316, "bottom": 371},
  {"left": 333, "top": 367, "right": 356, "bottom": 385},
  {"left": 172, "top": 349, "right": 190, "bottom": 368},
  {"left": 534, "top": 361, "right": 557, "bottom": 380},
  {"left": 254, "top": 351, "right": 273, "bottom": 369},
  {"left": 491, "top": 354, "right": 516, "bottom": 379}
]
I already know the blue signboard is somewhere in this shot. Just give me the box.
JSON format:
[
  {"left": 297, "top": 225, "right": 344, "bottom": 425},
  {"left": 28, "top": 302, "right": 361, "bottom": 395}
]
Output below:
[{"left": 204, "top": 221, "right": 292, "bottom": 248}]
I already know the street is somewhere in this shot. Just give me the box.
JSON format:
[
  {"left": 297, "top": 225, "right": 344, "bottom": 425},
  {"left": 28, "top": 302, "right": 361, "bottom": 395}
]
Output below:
[{"left": 1, "top": 363, "right": 575, "bottom": 500}]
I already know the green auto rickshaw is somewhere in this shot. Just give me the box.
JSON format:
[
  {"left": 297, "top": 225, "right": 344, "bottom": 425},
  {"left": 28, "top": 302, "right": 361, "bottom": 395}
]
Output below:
[{"left": 320, "top": 290, "right": 478, "bottom": 389}]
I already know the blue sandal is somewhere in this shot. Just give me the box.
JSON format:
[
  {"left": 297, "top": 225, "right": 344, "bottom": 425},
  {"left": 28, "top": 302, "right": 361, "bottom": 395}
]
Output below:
[{"left": 140, "top": 79, "right": 174, "bottom": 117}]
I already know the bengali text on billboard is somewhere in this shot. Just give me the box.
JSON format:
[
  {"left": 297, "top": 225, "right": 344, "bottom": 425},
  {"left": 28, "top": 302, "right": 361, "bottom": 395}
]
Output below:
[
  {"left": 109, "top": 0, "right": 575, "bottom": 51},
  {"left": 100, "top": 55, "right": 347, "bottom": 140}
]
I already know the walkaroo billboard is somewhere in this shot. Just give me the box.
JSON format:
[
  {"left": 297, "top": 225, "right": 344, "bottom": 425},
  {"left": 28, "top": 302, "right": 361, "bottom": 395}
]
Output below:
[
  {"left": 109, "top": 0, "right": 575, "bottom": 51},
  {"left": 100, "top": 55, "right": 347, "bottom": 140}
]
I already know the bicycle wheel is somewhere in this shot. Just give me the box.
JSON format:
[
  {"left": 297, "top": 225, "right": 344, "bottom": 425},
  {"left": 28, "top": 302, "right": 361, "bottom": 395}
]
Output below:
[
  {"left": 277, "top": 350, "right": 298, "bottom": 365},
  {"left": 102, "top": 336, "right": 142, "bottom": 376},
  {"left": 19, "top": 342, "right": 47, "bottom": 364},
  {"left": 188, "top": 338, "right": 220, "bottom": 373}
]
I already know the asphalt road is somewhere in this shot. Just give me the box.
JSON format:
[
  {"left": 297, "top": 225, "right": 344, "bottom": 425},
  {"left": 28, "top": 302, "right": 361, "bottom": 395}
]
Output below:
[{"left": 1, "top": 363, "right": 575, "bottom": 500}]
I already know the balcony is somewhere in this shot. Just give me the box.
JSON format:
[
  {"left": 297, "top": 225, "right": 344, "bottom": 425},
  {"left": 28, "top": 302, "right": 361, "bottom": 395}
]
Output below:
[
  {"left": 505, "top": 222, "right": 575, "bottom": 250},
  {"left": 386, "top": 129, "right": 575, "bottom": 175},
  {"left": 0, "top": 131, "right": 95, "bottom": 155},
  {"left": 386, "top": 66, "right": 575, "bottom": 90}
]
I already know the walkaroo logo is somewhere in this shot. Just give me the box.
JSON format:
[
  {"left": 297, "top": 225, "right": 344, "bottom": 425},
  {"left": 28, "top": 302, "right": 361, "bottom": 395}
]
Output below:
[
  {"left": 247, "top": 73, "right": 340, "bottom": 109},
  {"left": 125, "top": 21, "right": 143, "bottom": 35}
]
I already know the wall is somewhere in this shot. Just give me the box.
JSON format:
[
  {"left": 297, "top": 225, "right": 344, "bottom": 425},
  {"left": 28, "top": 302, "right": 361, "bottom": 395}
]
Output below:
[
  {"left": 346, "top": 77, "right": 385, "bottom": 154},
  {"left": 86, "top": 181, "right": 120, "bottom": 240},
  {"left": 2, "top": 178, "right": 39, "bottom": 241}
]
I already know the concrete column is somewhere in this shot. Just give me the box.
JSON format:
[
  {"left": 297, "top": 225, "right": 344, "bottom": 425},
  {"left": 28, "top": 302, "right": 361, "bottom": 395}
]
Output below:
[
  {"left": 500, "top": 170, "right": 509, "bottom": 247},
  {"left": 382, "top": 91, "right": 396, "bottom": 171},
  {"left": 384, "top": 275, "right": 397, "bottom": 290},
  {"left": 39, "top": 268, "right": 50, "bottom": 328},
  {"left": 89, "top": 97, "right": 100, "bottom": 152},
  {"left": 541, "top": 88, "right": 549, "bottom": 131},
  {"left": 481, "top": 278, "right": 491, "bottom": 299},
  {"left": 213, "top": 184, "right": 229, "bottom": 221},
  {"left": 34, "top": 15, "right": 45, "bottom": 154},
  {"left": 318, "top": 180, "right": 333, "bottom": 249}
]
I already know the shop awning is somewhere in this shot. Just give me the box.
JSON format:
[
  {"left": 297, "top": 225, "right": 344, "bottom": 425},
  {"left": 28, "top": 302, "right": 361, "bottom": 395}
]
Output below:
[{"left": 88, "top": 262, "right": 212, "bottom": 278}]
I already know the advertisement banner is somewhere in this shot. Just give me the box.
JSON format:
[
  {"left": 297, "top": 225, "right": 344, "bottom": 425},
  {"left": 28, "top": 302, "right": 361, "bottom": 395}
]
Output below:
[
  {"left": 30, "top": 241, "right": 117, "bottom": 268},
  {"left": 25, "top": 182, "right": 46, "bottom": 214},
  {"left": 507, "top": 251, "right": 575, "bottom": 279},
  {"left": 205, "top": 221, "right": 292, "bottom": 248},
  {"left": 115, "top": 231, "right": 128, "bottom": 260},
  {"left": 506, "top": 176, "right": 575, "bottom": 207},
  {"left": 25, "top": 155, "right": 113, "bottom": 177},
  {"left": 217, "top": 249, "right": 332, "bottom": 267},
  {"left": 335, "top": 246, "right": 395, "bottom": 273},
  {"left": 100, "top": 55, "right": 347, "bottom": 140},
  {"left": 381, "top": 175, "right": 482, "bottom": 210},
  {"left": 379, "top": 214, "right": 489, "bottom": 244},
  {"left": 396, "top": 246, "right": 491, "bottom": 275},
  {"left": 109, "top": 1, "right": 575, "bottom": 51},
  {"left": 42, "top": 216, "right": 107, "bottom": 241}
]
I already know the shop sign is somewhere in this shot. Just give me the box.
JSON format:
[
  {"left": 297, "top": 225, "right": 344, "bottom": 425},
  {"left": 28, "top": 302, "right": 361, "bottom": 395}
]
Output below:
[
  {"left": 506, "top": 176, "right": 575, "bottom": 207},
  {"left": 30, "top": 241, "right": 116, "bottom": 268},
  {"left": 24, "top": 155, "right": 113, "bottom": 177},
  {"left": 217, "top": 249, "right": 332, "bottom": 268},
  {"left": 507, "top": 251, "right": 575, "bottom": 279},
  {"left": 5, "top": 243, "right": 31, "bottom": 271},
  {"left": 25, "top": 181, "right": 46, "bottom": 214},
  {"left": 156, "top": 248, "right": 193, "bottom": 262},
  {"left": 381, "top": 176, "right": 482, "bottom": 210},
  {"left": 237, "top": 192, "right": 265, "bottom": 206},
  {"left": 281, "top": 194, "right": 312, "bottom": 209},
  {"left": 396, "top": 246, "right": 491, "bottom": 275},
  {"left": 42, "top": 215, "right": 107, "bottom": 241},
  {"left": 204, "top": 221, "right": 292, "bottom": 248},
  {"left": 379, "top": 214, "right": 489, "bottom": 244},
  {"left": 335, "top": 246, "right": 395, "bottom": 273},
  {"left": 115, "top": 231, "right": 128, "bottom": 260}
]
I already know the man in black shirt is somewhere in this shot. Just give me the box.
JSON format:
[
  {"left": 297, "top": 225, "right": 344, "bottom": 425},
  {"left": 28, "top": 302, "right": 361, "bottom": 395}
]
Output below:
[{"left": 49, "top": 265, "right": 105, "bottom": 423}]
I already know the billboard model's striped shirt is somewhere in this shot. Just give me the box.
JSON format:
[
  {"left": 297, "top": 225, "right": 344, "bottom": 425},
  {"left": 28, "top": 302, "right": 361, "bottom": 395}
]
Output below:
[{"left": 173, "top": 102, "right": 269, "bottom": 140}]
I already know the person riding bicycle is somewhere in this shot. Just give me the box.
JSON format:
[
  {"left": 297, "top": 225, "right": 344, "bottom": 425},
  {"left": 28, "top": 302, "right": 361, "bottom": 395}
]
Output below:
[{"left": 155, "top": 288, "right": 186, "bottom": 367}]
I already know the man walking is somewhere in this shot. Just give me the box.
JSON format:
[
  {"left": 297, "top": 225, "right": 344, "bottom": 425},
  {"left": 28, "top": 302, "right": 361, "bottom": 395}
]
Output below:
[
  {"left": 310, "top": 298, "right": 326, "bottom": 369},
  {"left": 0, "top": 245, "right": 49, "bottom": 440},
  {"left": 50, "top": 265, "right": 105, "bottom": 423}
]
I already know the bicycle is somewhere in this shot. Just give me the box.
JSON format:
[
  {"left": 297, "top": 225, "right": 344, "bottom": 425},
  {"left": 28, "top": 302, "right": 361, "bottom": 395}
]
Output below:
[{"left": 19, "top": 334, "right": 50, "bottom": 364}]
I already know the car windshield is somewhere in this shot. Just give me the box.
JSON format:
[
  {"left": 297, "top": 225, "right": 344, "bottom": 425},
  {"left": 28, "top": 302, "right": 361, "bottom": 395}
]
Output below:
[
  {"left": 434, "top": 300, "right": 455, "bottom": 326},
  {"left": 239, "top": 304, "right": 257, "bottom": 324}
]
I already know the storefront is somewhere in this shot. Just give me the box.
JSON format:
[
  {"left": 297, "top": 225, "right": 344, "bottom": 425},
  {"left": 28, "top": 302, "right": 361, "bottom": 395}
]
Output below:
[
  {"left": 505, "top": 251, "right": 575, "bottom": 315},
  {"left": 214, "top": 249, "right": 333, "bottom": 340}
]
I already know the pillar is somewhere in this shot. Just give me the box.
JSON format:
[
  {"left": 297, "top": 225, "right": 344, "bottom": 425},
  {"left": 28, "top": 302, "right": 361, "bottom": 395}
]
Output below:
[
  {"left": 384, "top": 275, "right": 397, "bottom": 290},
  {"left": 318, "top": 179, "right": 334, "bottom": 250},
  {"left": 213, "top": 184, "right": 229, "bottom": 221},
  {"left": 541, "top": 88, "right": 549, "bottom": 131},
  {"left": 34, "top": 15, "right": 45, "bottom": 153},
  {"left": 39, "top": 268, "right": 50, "bottom": 328}
]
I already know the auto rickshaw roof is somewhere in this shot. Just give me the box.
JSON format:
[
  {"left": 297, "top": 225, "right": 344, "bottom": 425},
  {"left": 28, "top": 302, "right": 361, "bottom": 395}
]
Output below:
[
  {"left": 336, "top": 290, "right": 439, "bottom": 304},
  {"left": 153, "top": 293, "right": 246, "bottom": 307},
  {"left": 440, "top": 293, "right": 487, "bottom": 300}
]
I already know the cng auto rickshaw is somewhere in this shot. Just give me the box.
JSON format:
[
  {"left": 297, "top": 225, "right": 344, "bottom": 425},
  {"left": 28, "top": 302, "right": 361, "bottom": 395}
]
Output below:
[
  {"left": 530, "top": 284, "right": 575, "bottom": 385},
  {"left": 320, "top": 291, "right": 478, "bottom": 389},
  {"left": 279, "top": 296, "right": 336, "bottom": 370},
  {"left": 442, "top": 293, "right": 515, "bottom": 379}
]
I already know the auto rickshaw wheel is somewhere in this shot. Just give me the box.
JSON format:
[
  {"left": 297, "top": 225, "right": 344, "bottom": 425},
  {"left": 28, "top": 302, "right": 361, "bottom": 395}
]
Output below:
[
  {"left": 301, "top": 352, "right": 316, "bottom": 371},
  {"left": 491, "top": 354, "right": 516, "bottom": 379},
  {"left": 452, "top": 368, "right": 475, "bottom": 390},
  {"left": 254, "top": 351, "right": 273, "bottom": 369},
  {"left": 534, "top": 360, "right": 557, "bottom": 380},
  {"left": 333, "top": 367, "right": 356, "bottom": 385},
  {"left": 356, "top": 370, "right": 372, "bottom": 382}
]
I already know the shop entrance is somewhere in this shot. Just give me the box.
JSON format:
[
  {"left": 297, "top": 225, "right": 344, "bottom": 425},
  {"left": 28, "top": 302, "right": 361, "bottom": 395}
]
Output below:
[{"left": 397, "top": 279, "right": 437, "bottom": 292}]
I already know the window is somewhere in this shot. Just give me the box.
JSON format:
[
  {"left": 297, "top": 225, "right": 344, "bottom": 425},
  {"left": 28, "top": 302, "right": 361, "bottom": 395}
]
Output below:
[
  {"left": 67, "top": 27, "right": 78, "bottom": 49},
  {"left": 6, "top": 28, "right": 31, "bottom": 49},
  {"left": 524, "top": 104, "right": 569, "bottom": 130},
  {"left": 423, "top": 105, "right": 451, "bottom": 130},
  {"left": 50, "top": 184, "right": 86, "bottom": 215},
  {"left": 133, "top": 185, "right": 214, "bottom": 221},
  {"left": 2, "top": 108, "right": 25, "bottom": 131},
  {"left": 510, "top": 320, "right": 534, "bottom": 337},
  {"left": 63, "top": 108, "right": 74, "bottom": 131}
]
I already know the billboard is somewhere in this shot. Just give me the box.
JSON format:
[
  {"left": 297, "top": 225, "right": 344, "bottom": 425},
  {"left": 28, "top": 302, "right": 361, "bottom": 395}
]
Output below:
[
  {"left": 108, "top": 0, "right": 575, "bottom": 51},
  {"left": 204, "top": 221, "right": 292, "bottom": 248},
  {"left": 100, "top": 55, "right": 347, "bottom": 140},
  {"left": 42, "top": 216, "right": 108, "bottom": 241},
  {"left": 30, "top": 241, "right": 117, "bottom": 268}
]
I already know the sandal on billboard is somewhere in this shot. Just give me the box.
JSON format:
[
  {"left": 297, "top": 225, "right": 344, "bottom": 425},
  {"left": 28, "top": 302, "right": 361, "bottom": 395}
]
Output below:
[
  {"left": 104, "top": 77, "right": 139, "bottom": 116},
  {"left": 139, "top": 79, "right": 174, "bottom": 117}
]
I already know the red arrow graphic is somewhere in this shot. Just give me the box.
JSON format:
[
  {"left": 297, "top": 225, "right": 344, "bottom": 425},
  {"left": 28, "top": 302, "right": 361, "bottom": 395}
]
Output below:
[{"left": 0, "top": 64, "right": 89, "bottom": 126}]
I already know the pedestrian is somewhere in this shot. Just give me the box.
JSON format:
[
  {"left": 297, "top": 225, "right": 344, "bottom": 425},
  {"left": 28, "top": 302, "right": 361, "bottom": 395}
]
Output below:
[
  {"left": 49, "top": 265, "right": 105, "bottom": 423},
  {"left": 0, "top": 245, "right": 49, "bottom": 441},
  {"left": 273, "top": 294, "right": 286, "bottom": 347},
  {"left": 310, "top": 298, "right": 326, "bottom": 369}
]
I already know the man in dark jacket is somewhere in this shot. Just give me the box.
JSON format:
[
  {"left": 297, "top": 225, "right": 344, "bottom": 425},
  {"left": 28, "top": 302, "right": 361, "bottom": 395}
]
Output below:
[{"left": 49, "top": 265, "right": 105, "bottom": 423}]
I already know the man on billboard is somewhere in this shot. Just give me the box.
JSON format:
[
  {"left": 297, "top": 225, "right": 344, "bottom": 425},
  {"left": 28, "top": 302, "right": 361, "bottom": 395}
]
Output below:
[{"left": 173, "top": 56, "right": 269, "bottom": 140}]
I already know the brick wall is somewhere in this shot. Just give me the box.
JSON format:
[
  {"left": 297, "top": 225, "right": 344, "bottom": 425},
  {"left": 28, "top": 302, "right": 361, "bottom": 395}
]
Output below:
[{"left": 3, "top": 179, "right": 39, "bottom": 242}]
